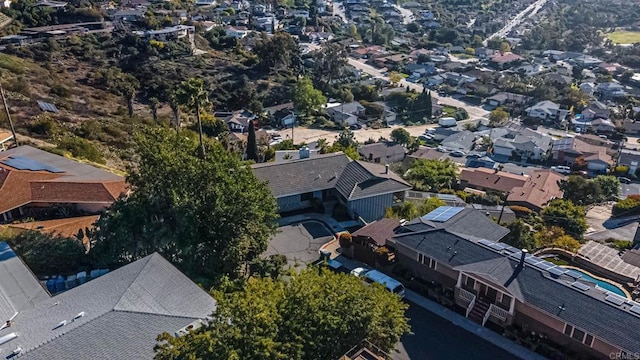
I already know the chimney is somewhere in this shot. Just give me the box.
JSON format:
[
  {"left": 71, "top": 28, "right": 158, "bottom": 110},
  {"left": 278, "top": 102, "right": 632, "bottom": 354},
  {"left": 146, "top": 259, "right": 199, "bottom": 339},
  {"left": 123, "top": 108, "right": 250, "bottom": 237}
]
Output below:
[
  {"left": 520, "top": 249, "right": 528, "bottom": 267},
  {"left": 385, "top": 164, "right": 389, "bottom": 174},
  {"left": 494, "top": 168, "right": 499, "bottom": 173}
]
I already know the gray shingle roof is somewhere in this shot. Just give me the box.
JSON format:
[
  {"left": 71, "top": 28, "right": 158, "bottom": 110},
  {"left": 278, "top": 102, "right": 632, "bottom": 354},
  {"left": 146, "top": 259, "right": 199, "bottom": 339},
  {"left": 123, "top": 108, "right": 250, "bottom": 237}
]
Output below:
[
  {"left": 394, "top": 217, "right": 640, "bottom": 353},
  {"left": 252, "top": 153, "right": 351, "bottom": 198},
  {"left": 252, "top": 153, "right": 410, "bottom": 200},
  {"left": 401, "top": 208, "right": 509, "bottom": 242},
  {"left": 0, "top": 251, "right": 216, "bottom": 359}
]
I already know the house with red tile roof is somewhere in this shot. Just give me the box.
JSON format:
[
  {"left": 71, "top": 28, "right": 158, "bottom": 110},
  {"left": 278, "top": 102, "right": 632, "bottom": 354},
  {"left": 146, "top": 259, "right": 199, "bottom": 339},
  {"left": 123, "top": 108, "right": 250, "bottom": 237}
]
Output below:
[
  {"left": 0, "top": 146, "right": 127, "bottom": 222},
  {"left": 506, "top": 169, "right": 565, "bottom": 211},
  {"left": 489, "top": 52, "right": 524, "bottom": 69}
]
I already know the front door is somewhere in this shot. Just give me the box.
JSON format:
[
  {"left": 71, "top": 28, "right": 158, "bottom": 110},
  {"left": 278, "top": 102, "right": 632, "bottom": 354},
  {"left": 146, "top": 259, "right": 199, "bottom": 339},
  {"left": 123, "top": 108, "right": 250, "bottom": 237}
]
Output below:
[
  {"left": 486, "top": 287, "right": 498, "bottom": 303},
  {"left": 478, "top": 283, "right": 487, "bottom": 298}
]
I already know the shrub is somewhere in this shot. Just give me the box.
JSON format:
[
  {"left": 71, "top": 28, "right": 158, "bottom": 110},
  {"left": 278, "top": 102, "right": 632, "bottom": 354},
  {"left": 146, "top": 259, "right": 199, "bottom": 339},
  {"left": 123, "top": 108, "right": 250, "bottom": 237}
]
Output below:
[
  {"left": 615, "top": 165, "right": 630, "bottom": 175},
  {"left": 338, "top": 232, "right": 353, "bottom": 248},
  {"left": 29, "top": 115, "right": 61, "bottom": 138},
  {"left": 612, "top": 197, "right": 640, "bottom": 216},
  {"left": 56, "top": 136, "right": 106, "bottom": 164},
  {"left": 50, "top": 84, "right": 71, "bottom": 98},
  {"left": 509, "top": 205, "right": 533, "bottom": 216}
]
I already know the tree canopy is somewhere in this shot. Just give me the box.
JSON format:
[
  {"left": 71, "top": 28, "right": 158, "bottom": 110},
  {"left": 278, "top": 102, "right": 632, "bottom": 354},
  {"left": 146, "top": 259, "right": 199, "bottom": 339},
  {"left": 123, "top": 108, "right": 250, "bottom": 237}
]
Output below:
[
  {"left": 488, "top": 107, "right": 509, "bottom": 127},
  {"left": 404, "top": 159, "right": 458, "bottom": 192},
  {"left": 90, "top": 128, "right": 279, "bottom": 284},
  {"left": 540, "top": 199, "right": 588, "bottom": 239},
  {"left": 292, "top": 77, "right": 326, "bottom": 116},
  {"left": 385, "top": 197, "right": 446, "bottom": 220},
  {"left": 391, "top": 128, "right": 412, "bottom": 146},
  {"left": 154, "top": 268, "right": 410, "bottom": 360},
  {"left": 559, "top": 175, "right": 619, "bottom": 205},
  {"left": 502, "top": 219, "right": 535, "bottom": 250}
]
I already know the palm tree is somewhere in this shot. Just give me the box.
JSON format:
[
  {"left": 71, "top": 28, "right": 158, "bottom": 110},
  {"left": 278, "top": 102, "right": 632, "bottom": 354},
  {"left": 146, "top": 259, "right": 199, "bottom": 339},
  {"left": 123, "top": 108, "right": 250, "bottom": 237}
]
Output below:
[{"left": 176, "top": 78, "right": 210, "bottom": 158}]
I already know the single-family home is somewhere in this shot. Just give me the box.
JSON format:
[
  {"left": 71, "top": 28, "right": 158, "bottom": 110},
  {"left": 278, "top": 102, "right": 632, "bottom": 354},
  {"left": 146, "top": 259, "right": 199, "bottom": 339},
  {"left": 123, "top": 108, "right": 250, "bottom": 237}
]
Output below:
[
  {"left": 389, "top": 207, "right": 640, "bottom": 360},
  {"left": 579, "top": 82, "right": 596, "bottom": 96},
  {"left": 491, "top": 128, "right": 552, "bottom": 161},
  {"left": 596, "top": 82, "right": 626, "bottom": 99},
  {"left": 111, "top": 9, "right": 145, "bottom": 22},
  {"left": 506, "top": 169, "right": 565, "bottom": 211},
  {"left": 402, "top": 147, "right": 450, "bottom": 170},
  {"left": 135, "top": 25, "right": 195, "bottom": 41},
  {"left": 623, "top": 119, "right": 640, "bottom": 135},
  {"left": 525, "top": 100, "right": 569, "bottom": 122},
  {"left": 0, "top": 130, "right": 13, "bottom": 151},
  {"left": 218, "top": 110, "right": 256, "bottom": 132},
  {"left": 488, "top": 52, "right": 524, "bottom": 69},
  {"left": 264, "top": 102, "right": 296, "bottom": 127},
  {"left": 225, "top": 25, "right": 250, "bottom": 39},
  {"left": 459, "top": 167, "right": 527, "bottom": 194},
  {"left": 551, "top": 137, "right": 613, "bottom": 172},
  {"left": 431, "top": 127, "right": 459, "bottom": 141},
  {"left": 617, "top": 150, "right": 640, "bottom": 176},
  {"left": 358, "top": 142, "right": 406, "bottom": 164},
  {"left": 252, "top": 152, "right": 412, "bottom": 222},
  {"left": 0, "top": 243, "right": 216, "bottom": 359},
  {"left": 465, "top": 156, "right": 497, "bottom": 170},
  {"left": 351, "top": 217, "right": 400, "bottom": 265},
  {"left": 0, "top": 146, "right": 128, "bottom": 223},
  {"left": 581, "top": 101, "right": 610, "bottom": 121},
  {"left": 484, "top": 92, "right": 531, "bottom": 108},
  {"left": 326, "top": 101, "right": 365, "bottom": 126},
  {"left": 440, "top": 131, "right": 475, "bottom": 152},
  {"left": 589, "top": 118, "right": 616, "bottom": 133}
]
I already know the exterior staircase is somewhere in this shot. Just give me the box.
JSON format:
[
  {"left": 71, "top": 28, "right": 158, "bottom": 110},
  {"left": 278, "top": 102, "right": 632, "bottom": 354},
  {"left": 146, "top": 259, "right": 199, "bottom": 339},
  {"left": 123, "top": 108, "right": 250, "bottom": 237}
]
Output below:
[{"left": 467, "top": 298, "right": 490, "bottom": 324}]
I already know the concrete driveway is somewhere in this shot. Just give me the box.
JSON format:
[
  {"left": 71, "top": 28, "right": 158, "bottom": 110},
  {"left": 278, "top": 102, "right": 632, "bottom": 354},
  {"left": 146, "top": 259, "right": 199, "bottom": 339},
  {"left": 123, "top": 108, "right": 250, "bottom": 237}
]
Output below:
[{"left": 264, "top": 221, "right": 334, "bottom": 268}]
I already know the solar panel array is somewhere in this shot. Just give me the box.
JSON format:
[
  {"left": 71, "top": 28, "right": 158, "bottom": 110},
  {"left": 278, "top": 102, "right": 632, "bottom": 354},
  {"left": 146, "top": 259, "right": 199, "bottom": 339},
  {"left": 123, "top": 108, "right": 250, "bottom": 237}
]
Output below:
[
  {"left": 37, "top": 100, "right": 58, "bottom": 113},
  {"left": 1, "top": 155, "right": 64, "bottom": 173},
  {"left": 571, "top": 281, "right": 591, "bottom": 292},
  {"left": 422, "top": 206, "right": 464, "bottom": 222},
  {"left": 605, "top": 294, "right": 626, "bottom": 306}
]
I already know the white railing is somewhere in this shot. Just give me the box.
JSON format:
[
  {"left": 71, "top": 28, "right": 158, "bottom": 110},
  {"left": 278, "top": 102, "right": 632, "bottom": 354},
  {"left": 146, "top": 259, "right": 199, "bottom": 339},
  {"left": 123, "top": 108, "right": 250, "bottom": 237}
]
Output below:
[
  {"left": 459, "top": 288, "right": 476, "bottom": 317},
  {"left": 482, "top": 304, "right": 510, "bottom": 326}
]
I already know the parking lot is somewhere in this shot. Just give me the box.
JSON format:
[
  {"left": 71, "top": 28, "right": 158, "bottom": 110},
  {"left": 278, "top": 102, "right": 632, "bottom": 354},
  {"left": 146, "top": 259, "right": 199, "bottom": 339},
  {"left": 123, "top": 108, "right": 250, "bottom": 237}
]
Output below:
[{"left": 264, "top": 221, "right": 334, "bottom": 268}]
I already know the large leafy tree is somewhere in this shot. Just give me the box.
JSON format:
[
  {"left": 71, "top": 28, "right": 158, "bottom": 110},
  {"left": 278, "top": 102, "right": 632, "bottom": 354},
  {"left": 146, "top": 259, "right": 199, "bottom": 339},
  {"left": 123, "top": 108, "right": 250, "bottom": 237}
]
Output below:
[
  {"left": 404, "top": 159, "right": 458, "bottom": 192},
  {"left": 90, "top": 128, "right": 279, "bottom": 283},
  {"left": 177, "top": 78, "right": 210, "bottom": 158},
  {"left": 312, "top": 43, "right": 347, "bottom": 90},
  {"left": 391, "top": 128, "right": 411, "bottom": 146},
  {"left": 540, "top": 199, "right": 588, "bottom": 239},
  {"left": 154, "top": 268, "right": 410, "bottom": 360},
  {"left": 502, "top": 219, "right": 535, "bottom": 250},
  {"left": 252, "top": 32, "right": 302, "bottom": 74},
  {"left": 559, "top": 175, "right": 619, "bottom": 205},
  {"left": 292, "top": 77, "right": 326, "bottom": 116}
]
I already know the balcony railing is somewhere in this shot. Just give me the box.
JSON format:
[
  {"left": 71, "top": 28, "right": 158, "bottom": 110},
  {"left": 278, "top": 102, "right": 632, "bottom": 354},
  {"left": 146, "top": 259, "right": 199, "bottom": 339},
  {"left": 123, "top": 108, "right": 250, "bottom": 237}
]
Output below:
[
  {"left": 482, "top": 303, "right": 510, "bottom": 326},
  {"left": 459, "top": 287, "right": 476, "bottom": 317}
]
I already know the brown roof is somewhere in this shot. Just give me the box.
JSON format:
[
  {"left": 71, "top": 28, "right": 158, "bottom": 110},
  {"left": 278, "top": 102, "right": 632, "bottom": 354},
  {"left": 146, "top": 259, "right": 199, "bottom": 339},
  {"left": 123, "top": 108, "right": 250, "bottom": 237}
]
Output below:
[
  {"left": 490, "top": 52, "right": 523, "bottom": 64},
  {"left": 0, "top": 146, "right": 127, "bottom": 214},
  {"left": 6, "top": 215, "right": 99, "bottom": 239},
  {"left": 459, "top": 167, "right": 527, "bottom": 193},
  {"left": 229, "top": 129, "right": 271, "bottom": 145},
  {"left": 352, "top": 217, "right": 399, "bottom": 246},
  {"left": 507, "top": 169, "right": 565, "bottom": 210}
]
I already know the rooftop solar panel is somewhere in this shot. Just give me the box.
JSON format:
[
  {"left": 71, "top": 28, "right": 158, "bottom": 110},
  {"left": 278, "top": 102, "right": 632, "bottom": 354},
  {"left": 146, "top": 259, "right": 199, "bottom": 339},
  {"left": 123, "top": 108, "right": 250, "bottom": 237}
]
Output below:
[
  {"left": 478, "top": 239, "right": 494, "bottom": 246},
  {"left": 504, "top": 246, "right": 519, "bottom": 254},
  {"left": 548, "top": 266, "right": 565, "bottom": 277},
  {"left": 422, "top": 206, "right": 464, "bottom": 222},
  {"left": 631, "top": 305, "right": 640, "bottom": 316},
  {"left": 605, "top": 295, "right": 625, "bottom": 306},
  {"left": 571, "top": 282, "right": 591, "bottom": 291},
  {"left": 489, "top": 242, "right": 509, "bottom": 250},
  {"left": 565, "top": 270, "right": 583, "bottom": 280},
  {"left": 37, "top": 100, "right": 58, "bottom": 113},
  {"left": 525, "top": 257, "right": 542, "bottom": 265},
  {"left": 1, "top": 156, "right": 64, "bottom": 173}
]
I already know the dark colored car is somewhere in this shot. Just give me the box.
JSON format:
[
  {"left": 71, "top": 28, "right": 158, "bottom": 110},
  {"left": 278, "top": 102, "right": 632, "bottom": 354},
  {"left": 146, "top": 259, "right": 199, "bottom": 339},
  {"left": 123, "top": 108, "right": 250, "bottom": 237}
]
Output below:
[{"left": 618, "top": 177, "right": 632, "bottom": 184}]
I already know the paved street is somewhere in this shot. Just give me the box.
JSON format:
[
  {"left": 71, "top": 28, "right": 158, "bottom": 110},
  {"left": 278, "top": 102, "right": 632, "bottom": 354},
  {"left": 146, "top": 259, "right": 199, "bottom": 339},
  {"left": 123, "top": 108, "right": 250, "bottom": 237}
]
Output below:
[
  {"left": 483, "top": 0, "right": 548, "bottom": 45},
  {"left": 393, "top": 302, "right": 520, "bottom": 360},
  {"left": 621, "top": 183, "right": 640, "bottom": 199}
]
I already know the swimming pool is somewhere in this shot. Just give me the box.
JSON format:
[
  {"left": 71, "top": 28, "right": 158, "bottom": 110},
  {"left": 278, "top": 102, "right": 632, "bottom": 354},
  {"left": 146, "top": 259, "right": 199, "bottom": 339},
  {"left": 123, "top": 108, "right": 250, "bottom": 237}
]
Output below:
[{"left": 563, "top": 268, "right": 628, "bottom": 298}]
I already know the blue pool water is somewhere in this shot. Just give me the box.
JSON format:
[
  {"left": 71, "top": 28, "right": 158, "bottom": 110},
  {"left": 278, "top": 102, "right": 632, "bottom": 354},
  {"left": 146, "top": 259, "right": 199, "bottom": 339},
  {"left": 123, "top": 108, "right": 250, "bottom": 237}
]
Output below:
[{"left": 564, "top": 268, "right": 628, "bottom": 298}]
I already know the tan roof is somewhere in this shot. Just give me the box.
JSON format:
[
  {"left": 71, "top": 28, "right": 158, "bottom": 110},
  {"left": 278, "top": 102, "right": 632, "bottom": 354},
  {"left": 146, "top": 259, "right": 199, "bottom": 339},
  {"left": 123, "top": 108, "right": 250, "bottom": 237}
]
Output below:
[
  {"left": 6, "top": 215, "right": 99, "bottom": 239},
  {"left": 459, "top": 167, "right": 527, "bottom": 193},
  {"left": 490, "top": 52, "right": 523, "bottom": 63},
  {"left": 507, "top": 169, "right": 565, "bottom": 210}
]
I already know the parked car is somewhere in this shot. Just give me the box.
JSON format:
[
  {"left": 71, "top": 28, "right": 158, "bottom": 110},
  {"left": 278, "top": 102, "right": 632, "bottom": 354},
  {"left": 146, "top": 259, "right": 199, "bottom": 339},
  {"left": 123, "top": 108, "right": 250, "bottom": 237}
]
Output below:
[
  {"left": 350, "top": 267, "right": 371, "bottom": 278},
  {"left": 551, "top": 166, "right": 571, "bottom": 175},
  {"left": 362, "top": 270, "right": 405, "bottom": 298},
  {"left": 418, "top": 135, "right": 430, "bottom": 141},
  {"left": 618, "top": 177, "right": 632, "bottom": 184},
  {"left": 450, "top": 150, "right": 465, "bottom": 157},
  {"left": 467, "top": 153, "right": 481, "bottom": 159}
]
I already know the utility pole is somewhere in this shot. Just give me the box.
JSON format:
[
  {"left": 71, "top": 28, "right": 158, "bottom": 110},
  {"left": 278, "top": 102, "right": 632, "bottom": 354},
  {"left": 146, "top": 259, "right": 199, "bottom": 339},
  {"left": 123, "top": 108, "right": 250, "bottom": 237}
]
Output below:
[
  {"left": 291, "top": 112, "right": 294, "bottom": 145},
  {"left": 0, "top": 84, "right": 18, "bottom": 148}
]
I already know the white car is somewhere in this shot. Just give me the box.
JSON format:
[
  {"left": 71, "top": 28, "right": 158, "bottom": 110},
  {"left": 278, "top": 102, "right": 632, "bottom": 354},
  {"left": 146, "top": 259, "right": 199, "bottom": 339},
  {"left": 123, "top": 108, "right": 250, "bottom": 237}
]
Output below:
[
  {"left": 269, "top": 138, "right": 284, "bottom": 146},
  {"left": 350, "top": 267, "right": 370, "bottom": 278},
  {"left": 551, "top": 166, "right": 571, "bottom": 175}
]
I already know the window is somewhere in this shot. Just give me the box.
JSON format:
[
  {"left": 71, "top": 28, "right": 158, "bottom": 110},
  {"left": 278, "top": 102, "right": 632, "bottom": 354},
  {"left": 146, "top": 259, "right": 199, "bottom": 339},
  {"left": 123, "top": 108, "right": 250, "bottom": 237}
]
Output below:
[
  {"left": 585, "top": 334, "right": 594, "bottom": 347},
  {"left": 465, "top": 276, "right": 475, "bottom": 288},
  {"left": 417, "top": 253, "right": 424, "bottom": 264},
  {"left": 500, "top": 294, "right": 512, "bottom": 308},
  {"left": 428, "top": 258, "right": 437, "bottom": 270},
  {"left": 572, "top": 328, "right": 586, "bottom": 342},
  {"left": 564, "top": 324, "right": 573, "bottom": 336},
  {"left": 301, "top": 192, "right": 314, "bottom": 201}
]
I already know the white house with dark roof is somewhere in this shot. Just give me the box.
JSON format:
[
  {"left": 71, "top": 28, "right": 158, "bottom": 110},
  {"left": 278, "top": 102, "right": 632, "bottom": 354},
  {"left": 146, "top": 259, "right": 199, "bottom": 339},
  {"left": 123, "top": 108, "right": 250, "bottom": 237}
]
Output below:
[
  {"left": 252, "top": 152, "right": 411, "bottom": 221},
  {"left": 525, "top": 100, "right": 569, "bottom": 122},
  {"left": 0, "top": 243, "right": 216, "bottom": 359}
]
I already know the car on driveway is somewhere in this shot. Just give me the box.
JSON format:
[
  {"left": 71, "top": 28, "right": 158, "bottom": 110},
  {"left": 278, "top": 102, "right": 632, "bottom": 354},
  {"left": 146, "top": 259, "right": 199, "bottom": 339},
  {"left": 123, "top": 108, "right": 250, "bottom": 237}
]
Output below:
[
  {"left": 350, "top": 267, "right": 371, "bottom": 278},
  {"left": 450, "top": 150, "right": 465, "bottom": 157},
  {"left": 619, "top": 177, "right": 632, "bottom": 184}
]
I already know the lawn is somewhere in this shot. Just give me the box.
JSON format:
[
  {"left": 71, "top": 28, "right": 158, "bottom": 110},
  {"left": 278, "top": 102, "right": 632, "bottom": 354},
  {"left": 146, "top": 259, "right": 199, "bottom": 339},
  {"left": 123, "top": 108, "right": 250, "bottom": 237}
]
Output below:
[{"left": 607, "top": 31, "right": 640, "bottom": 44}]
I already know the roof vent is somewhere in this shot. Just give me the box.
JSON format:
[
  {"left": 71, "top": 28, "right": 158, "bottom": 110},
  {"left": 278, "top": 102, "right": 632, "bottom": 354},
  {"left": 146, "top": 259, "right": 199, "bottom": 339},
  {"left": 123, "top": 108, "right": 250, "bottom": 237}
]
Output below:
[
  {"left": 12, "top": 346, "right": 22, "bottom": 355},
  {"left": 53, "top": 320, "right": 67, "bottom": 330},
  {"left": 73, "top": 312, "right": 85, "bottom": 321},
  {"left": 0, "top": 332, "right": 18, "bottom": 346}
]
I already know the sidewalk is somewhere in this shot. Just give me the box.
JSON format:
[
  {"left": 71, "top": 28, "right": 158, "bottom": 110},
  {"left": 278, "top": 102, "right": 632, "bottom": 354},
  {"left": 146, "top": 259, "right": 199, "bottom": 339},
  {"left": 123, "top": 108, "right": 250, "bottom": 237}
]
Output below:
[{"left": 405, "top": 290, "right": 547, "bottom": 360}]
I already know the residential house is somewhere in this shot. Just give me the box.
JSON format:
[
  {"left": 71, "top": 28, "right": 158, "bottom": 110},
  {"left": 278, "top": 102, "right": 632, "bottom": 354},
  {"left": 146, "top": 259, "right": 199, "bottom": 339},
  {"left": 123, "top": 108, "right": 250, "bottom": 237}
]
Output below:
[
  {"left": 0, "top": 130, "right": 13, "bottom": 151},
  {"left": 589, "top": 118, "right": 616, "bottom": 133},
  {"left": 474, "top": 47, "right": 497, "bottom": 59},
  {"left": 581, "top": 101, "right": 610, "bottom": 121},
  {"left": 442, "top": 72, "right": 476, "bottom": 87},
  {"left": 274, "top": 146, "right": 320, "bottom": 163},
  {"left": 326, "top": 102, "right": 365, "bottom": 126},
  {"left": 225, "top": 25, "right": 250, "bottom": 39},
  {"left": 551, "top": 137, "right": 613, "bottom": 172},
  {"left": 525, "top": 100, "right": 569, "bottom": 122},
  {"left": 264, "top": 102, "right": 295, "bottom": 127},
  {"left": 579, "top": 82, "right": 596, "bottom": 96},
  {"left": 252, "top": 152, "right": 411, "bottom": 221},
  {"left": 544, "top": 73, "right": 572, "bottom": 87},
  {"left": 596, "top": 82, "right": 626, "bottom": 99},
  {"left": 459, "top": 167, "right": 527, "bottom": 194},
  {"left": 469, "top": 204, "right": 516, "bottom": 224},
  {"left": 488, "top": 52, "right": 524, "bottom": 69},
  {"left": 431, "top": 127, "right": 459, "bottom": 141},
  {"left": 135, "top": 25, "right": 195, "bottom": 42},
  {"left": 617, "top": 150, "right": 640, "bottom": 176},
  {"left": 622, "top": 119, "right": 640, "bottom": 135},
  {"left": 373, "top": 101, "right": 397, "bottom": 124},
  {"left": 491, "top": 127, "right": 552, "bottom": 162},
  {"left": 111, "top": 9, "right": 145, "bottom": 22},
  {"left": 465, "top": 156, "right": 497, "bottom": 170},
  {"left": 373, "top": 53, "right": 410, "bottom": 69},
  {"left": 484, "top": 92, "right": 531, "bottom": 108},
  {"left": 0, "top": 243, "right": 216, "bottom": 359},
  {"left": 390, "top": 207, "right": 640, "bottom": 360},
  {"left": 405, "top": 63, "right": 436, "bottom": 79},
  {"left": 404, "top": 191, "right": 466, "bottom": 207},
  {"left": 0, "top": 146, "right": 127, "bottom": 223},
  {"left": 3, "top": 215, "right": 99, "bottom": 247},
  {"left": 440, "top": 131, "right": 475, "bottom": 152},
  {"left": 352, "top": 217, "right": 400, "bottom": 265},
  {"left": 506, "top": 169, "right": 565, "bottom": 211},
  {"left": 358, "top": 142, "right": 406, "bottom": 164},
  {"left": 218, "top": 110, "right": 256, "bottom": 132},
  {"left": 402, "top": 147, "right": 450, "bottom": 170}
]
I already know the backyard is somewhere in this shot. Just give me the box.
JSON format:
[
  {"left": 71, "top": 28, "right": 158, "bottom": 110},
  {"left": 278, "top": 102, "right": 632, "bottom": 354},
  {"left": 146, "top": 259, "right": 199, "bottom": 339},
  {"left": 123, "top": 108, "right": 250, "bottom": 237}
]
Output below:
[
  {"left": 607, "top": 31, "right": 640, "bottom": 44},
  {"left": 264, "top": 221, "right": 335, "bottom": 268}
]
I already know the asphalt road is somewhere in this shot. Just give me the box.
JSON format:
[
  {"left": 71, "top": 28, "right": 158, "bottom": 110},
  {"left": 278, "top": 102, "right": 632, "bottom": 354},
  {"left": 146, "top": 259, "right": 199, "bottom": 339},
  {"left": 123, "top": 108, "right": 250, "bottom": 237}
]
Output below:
[
  {"left": 483, "top": 0, "right": 548, "bottom": 45},
  {"left": 393, "top": 302, "right": 518, "bottom": 360}
]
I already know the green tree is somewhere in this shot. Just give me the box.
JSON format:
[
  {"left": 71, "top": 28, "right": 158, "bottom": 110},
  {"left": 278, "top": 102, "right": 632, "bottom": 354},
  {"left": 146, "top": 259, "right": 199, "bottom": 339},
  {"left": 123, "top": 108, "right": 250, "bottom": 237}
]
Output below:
[
  {"left": 292, "top": 77, "right": 326, "bottom": 116},
  {"left": 113, "top": 72, "right": 139, "bottom": 119},
  {"left": 177, "top": 78, "right": 210, "bottom": 158},
  {"left": 541, "top": 199, "right": 588, "bottom": 239},
  {"left": 336, "top": 128, "right": 358, "bottom": 148},
  {"left": 404, "top": 159, "right": 458, "bottom": 192},
  {"left": 90, "top": 128, "right": 278, "bottom": 283},
  {"left": 391, "top": 128, "right": 412, "bottom": 146},
  {"left": 154, "top": 268, "right": 410, "bottom": 360},
  {"left": 388, "top": 71, "right": 403, "bottom": 86},
  {"left": 312, "top": 43, "right": 347, "bottom": 90},
  {"left": 246, "top": 120, "right": 258, "bottom": 162},
  {"left": 559, "top": 175, "right": 602, "bottom": 205},
  {"left": 488, "top": 107, "right": 509, "bottom": 127},
  {"left": 149, "top": 97, "right": 159, "bottom": 122},
  {"left": 592, "top": 175, "right": 620, "bottom": 201},
  {"left": 534, "top": 226, "right": 566, "bottom": 248},
  {"left": 503, "top": 219, "right": 535, "bottom": 250},
  {"left": 385, "top": 197, "right": 445, "bottom": 219}
]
